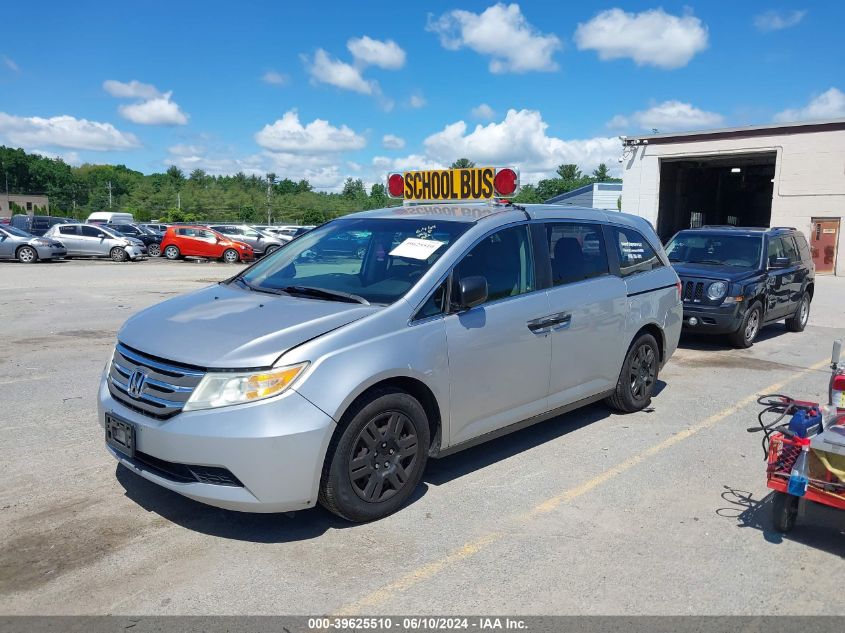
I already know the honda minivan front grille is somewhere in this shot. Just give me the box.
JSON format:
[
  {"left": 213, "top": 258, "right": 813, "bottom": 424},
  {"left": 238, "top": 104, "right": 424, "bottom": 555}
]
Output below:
[{"left": 107, "top": 343, "right": 204, "bottom": 419}]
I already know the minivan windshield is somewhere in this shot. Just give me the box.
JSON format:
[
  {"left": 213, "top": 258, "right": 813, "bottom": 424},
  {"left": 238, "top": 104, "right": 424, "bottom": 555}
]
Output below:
[
  {"left": 237, "top": 217, "right": 470, "bottom": 305},
  {"left": 665, "top": 232, "right": 763, "bottom": 268}
]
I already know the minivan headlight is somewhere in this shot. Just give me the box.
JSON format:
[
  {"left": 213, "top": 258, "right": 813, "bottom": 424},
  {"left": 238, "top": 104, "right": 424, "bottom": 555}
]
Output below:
[
  {"left": 706, "top": 281, "right": 728, "bottom": 300},
  {"left": 183, "top": 362, "right": 308, "bottom": 411}
]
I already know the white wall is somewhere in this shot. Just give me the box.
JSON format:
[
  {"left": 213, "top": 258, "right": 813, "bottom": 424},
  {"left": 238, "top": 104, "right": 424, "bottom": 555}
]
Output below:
[{"left": 621, "top": 129, "right": 845, "bottom": 275}]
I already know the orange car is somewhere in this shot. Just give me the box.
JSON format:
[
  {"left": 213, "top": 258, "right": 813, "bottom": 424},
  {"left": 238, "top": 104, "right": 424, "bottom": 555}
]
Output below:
[{"left": 160, "top": 226, "right": 255, "bottom": 263}]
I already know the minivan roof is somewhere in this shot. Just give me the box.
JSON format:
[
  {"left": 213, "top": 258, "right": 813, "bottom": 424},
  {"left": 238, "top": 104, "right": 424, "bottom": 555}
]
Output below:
[{"left": 348, "top": 202, "right": 654, "bottom": 233}]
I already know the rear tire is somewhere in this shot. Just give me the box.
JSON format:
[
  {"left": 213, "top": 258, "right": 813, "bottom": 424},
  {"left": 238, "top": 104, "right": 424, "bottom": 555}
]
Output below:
[
  {"left": 222, "top": 249, "right": 239, "bottom": 263},
  {"left": 319, "top": 388, "right": 430, "bottom": 522},
  {"left": 785, "top": 292, "right": 810, "bottom": 332},
  {"left": 148, "top": 243, "right": 161, "bottom": 257},
  {"left": 605, "top": 332, "right": 660, "bottom": 413},
  {"left": 728, "top": 302, "right": 762, "bottom": 348},
  {"left": 110, "top": 247, "right": 128, "bottom": 262},
  {"left": 163, "top": 245, "right": 181, "bottom": 260},
  {"left": 771, "top": 491, "right": 799, "bottom": 533},
  {"left": 264, "top": 245, "right": 280, "bottom": 256},
  {"left": 17, "top": 246, "right": 38, "bottom": 263}
]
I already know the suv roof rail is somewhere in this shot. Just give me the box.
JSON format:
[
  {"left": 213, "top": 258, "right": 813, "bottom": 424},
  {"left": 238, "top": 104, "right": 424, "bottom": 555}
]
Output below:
[
  {"left": 771, "top": 226, "right": 797, "bottom": 231},
  {"left": 700, "top": 224, "right": 769, "bottom": 230}
]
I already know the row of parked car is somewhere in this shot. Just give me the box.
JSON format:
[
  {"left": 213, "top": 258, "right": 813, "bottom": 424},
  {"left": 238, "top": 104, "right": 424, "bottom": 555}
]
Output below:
[{"left": 0, "top": 213, "right": 314, "bottom": 264}]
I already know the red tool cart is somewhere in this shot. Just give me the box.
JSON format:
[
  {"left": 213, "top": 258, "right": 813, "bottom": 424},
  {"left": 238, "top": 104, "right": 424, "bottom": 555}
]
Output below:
[{"left": 754, "top": 340, "right": 845, "bottom": 533}]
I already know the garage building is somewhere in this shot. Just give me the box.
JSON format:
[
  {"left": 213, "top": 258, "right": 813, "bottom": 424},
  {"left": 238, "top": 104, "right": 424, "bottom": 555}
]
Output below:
[{"left": 621, "top": 118, "right": 845, "bottom": 275}]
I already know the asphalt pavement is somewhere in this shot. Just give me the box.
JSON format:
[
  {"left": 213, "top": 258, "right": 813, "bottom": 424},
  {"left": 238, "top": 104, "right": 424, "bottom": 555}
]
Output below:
[{"left": 0, "top": 257, "right": 843, "bottom": 615}]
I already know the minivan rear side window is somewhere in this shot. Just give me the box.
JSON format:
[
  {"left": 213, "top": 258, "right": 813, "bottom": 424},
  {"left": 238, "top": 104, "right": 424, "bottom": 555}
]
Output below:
[
  {"left": 544, "top": 222, "right": 608, "bottom": 286},
  {"left": 612, "top": 227, "right": 662, "bottom": 277}
]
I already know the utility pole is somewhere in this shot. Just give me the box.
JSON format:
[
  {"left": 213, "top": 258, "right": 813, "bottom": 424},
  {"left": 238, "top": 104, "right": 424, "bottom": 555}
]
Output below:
[
  {"left": 107, "top": 181, "right": 113, "bottom": 209},
  {"left": 177, "top": 192, "right": 181, "bottom": 210},
  {"left": 266, "top": 174, "right": 274, "bottom": 225}
]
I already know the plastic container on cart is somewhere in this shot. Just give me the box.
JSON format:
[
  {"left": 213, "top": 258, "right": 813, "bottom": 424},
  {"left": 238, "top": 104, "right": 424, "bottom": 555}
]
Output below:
[{"left": 787, "top": 443, "right": 810, "bottom": 496}]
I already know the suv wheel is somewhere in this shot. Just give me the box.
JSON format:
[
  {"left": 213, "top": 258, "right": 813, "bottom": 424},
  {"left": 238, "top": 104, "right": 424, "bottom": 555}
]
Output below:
[
  {"left": 729, "top": 302, "right": 762, "bottom": 348},
  {"left": 785, "top": 292, "right": 810, "bottom": 332},
  {"left": 163, "top": 245, "right": 181, "bottom": 260},
  {"left": 17, "top": 245, "right": 38, "bottom": 263},
  {"left": 110, "top": 247, "right": 128, "bottom": 263},
  {"left": 319, "top": 388, "right": 430, "bottom": 522},
  {"left": 605, "top": 332, "right": 659, "bottom": 413},
  {"left": 222, "top": 249, "right": 239, "bottom": 263}
]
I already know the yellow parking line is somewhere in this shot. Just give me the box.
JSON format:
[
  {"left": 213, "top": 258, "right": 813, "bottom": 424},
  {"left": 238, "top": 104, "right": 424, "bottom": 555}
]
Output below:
[{"left": 335, "top": 358, "right": 829, "bottom": 616}]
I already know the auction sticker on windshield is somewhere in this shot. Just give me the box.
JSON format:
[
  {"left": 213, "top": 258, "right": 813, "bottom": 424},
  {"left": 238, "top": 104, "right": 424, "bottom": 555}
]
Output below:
[{"left": 389, "top": 238, "right": 445, "bottom": 260}]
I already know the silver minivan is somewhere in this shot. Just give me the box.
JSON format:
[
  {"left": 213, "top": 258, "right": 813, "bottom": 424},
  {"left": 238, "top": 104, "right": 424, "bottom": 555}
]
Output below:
[
  {"left": 99, "top": 202, "right": 682, "bottom": 521},
  {"left": 46, "top": 223, "right": 146, "bottom": 262}
]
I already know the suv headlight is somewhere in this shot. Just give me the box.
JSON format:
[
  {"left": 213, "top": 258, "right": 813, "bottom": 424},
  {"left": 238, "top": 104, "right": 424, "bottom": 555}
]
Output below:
[
  {"left": 182, "top": 362, "right": 308, "bottom": 411},
  {"left": 706, "top": 281, "right": 728, "bottom": 300}
]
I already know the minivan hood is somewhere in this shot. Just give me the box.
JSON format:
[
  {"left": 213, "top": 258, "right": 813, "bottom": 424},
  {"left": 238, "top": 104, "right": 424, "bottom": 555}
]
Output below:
[
  {"left": 118, "top": 284, "right": 381, "bottom": 368},
  {"left": 671, "top": 262, "right": 759, "bottom": 282}
]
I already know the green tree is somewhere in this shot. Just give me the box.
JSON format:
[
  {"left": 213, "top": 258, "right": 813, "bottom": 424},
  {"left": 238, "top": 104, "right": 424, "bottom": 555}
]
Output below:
[
  {"left": 301, "top": 209, "right": 328, "bottom": 225},
  {"left": 342, "top": 177, "right": 366, "bottom": 199},
  {"left": 592, "top": 163, "right": 611, "bottom": 181},
  {"left": 556, "top": 164, "right": 582, "bottom": 180},
  {"left": 450, "top": 158, "right": 476, "bottom": 169}
]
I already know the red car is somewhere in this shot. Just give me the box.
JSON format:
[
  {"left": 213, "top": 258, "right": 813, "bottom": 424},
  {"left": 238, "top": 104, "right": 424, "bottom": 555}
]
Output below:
[{"left": 160, "top": 226, "right": 254, "bottom": 263}]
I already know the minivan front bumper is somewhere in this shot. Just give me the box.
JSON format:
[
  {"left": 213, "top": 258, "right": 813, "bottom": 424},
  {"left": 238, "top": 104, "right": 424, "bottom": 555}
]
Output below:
[{"left": 98, "top": 374, "right": 336, "bottom": 512}]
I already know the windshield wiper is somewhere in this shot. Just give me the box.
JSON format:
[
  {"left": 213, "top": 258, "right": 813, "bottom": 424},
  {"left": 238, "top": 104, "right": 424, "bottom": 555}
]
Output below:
[
  {"left": 668, "top": 257, "right": 685, "bottom": 263},
  {"left": 233, "top": 277, "right": 291, "bottom": 296},
  {"left": 277, "top": 285, "right": 369, "bottom": 305},
  {"left": 694, "top": 259, "right": 723, "bottom": 265}
]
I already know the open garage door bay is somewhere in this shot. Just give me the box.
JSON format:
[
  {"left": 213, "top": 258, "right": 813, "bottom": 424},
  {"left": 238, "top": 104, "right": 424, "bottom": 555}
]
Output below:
[{"left": 657, "top": 153, "right": 776, "bottom": 241}]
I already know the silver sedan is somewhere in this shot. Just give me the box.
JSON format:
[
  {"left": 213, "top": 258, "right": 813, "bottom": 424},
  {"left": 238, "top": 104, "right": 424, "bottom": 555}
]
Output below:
[{"left": 0, "top": 225, "right": 67, "bottom": 262}]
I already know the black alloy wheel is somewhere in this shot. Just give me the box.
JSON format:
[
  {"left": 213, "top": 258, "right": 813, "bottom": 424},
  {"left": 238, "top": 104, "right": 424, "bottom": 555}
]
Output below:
[{"left": 348, "top": 411, "right": 419, "bottom": 503}]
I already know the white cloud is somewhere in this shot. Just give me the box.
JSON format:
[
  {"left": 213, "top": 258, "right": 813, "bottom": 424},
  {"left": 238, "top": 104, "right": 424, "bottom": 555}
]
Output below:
[
  {"left": 754, "top": 10, "right": 806, "bottom": 32},
  {"left": 382, "top": 134, "right": 405, "bottom": 150},
  {"left": 608, "top": 100, "right": 724, "bottom": 132},
  {"left": 168, "top": 143, "right": 204, "bottom": 156},
  {"left": 471, "top": 103, "right": 496, "bottom": 120},
  {"left": 30, "top": 148, "right": 81, "bottom": 165},
  {"left": 261, "top": 70, "right": 289, "bottom": 85},
  {"left": 103, "top": 79, "right": 161, "bottom": 99},
  {"left": 118, "top": 92, "right": 189, "bottom": 126},
  {"left": 347, "top": 36, "right": 406, "bottom": 69},
  {"left": 254, "top": 109, "right": 366, "bottom": 153},
  {"left": 105, "top": 80, "right": 189, "bottom": 126},
  {"left": 427, "top": 3, "right": 561, "bottom": 73},
  {"left": 2, "top": 55, "right": 20, "bottom": 73},
  {"left": 574, "top": 8, "right": 708, "bottom": 69},
  {"left": 774, "top": 88, "right": 845, "bottom": 122},
  {"left": 409, "top": 94, "right": 426, "bottom": 108},
  {"left": 422, "top": 109, "right": 619, "bottom": 182},
  {"left": 303, "top": 48, "right": 375, "bottom": 94},
  {"left": 0, "top": 112, "right": 140, "bottom": 151}
]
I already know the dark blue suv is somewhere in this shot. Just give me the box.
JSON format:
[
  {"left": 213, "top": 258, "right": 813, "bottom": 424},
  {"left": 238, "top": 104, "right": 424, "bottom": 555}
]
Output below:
[{"left": 665, "top": 226, "right": 815, "bottom": 348}]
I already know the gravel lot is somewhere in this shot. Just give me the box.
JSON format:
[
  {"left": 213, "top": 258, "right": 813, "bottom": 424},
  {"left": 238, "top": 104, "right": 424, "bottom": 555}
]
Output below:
[{"left": 0, "top": 257, "right": 843, "bottom": 615}]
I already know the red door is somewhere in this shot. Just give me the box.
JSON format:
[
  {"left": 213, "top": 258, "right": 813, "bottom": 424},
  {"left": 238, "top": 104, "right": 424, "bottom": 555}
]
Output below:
[{"left": 811, "top": 218, "right": 840, "bottom": 274}]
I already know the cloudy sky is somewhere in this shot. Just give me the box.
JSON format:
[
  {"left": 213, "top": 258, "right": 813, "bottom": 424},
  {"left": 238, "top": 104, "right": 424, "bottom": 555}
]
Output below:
[{"left": 1, "top": 1, "right": 843, "bottom": 190}]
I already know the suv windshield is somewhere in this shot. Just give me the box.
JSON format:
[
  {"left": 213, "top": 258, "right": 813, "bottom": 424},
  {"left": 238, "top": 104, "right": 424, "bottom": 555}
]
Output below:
[
  {"left": 237, "top": 218, "right": 470, "bottom": 305},
  {"left": 665, "top": 232, "right": 762, "bottom": 268}
]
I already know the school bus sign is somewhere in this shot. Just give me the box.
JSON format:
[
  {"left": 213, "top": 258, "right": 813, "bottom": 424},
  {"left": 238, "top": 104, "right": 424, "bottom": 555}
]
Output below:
[{"left": 386, "top": 167, "right": 519, "bottom": 201}]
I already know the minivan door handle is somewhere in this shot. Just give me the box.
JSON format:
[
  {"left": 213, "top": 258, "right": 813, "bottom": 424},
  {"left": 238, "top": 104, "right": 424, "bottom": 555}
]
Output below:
[{"left": 527, "top": 312, "right": 571, "bottom": 334}]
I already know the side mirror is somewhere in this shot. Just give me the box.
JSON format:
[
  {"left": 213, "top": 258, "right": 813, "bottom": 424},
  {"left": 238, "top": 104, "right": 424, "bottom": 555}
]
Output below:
[
  {"left": 769, "top": 256, "right": 790, "bottom": 269},
  {"left": 456, "top": 275, "right": 488, "bottom": 310},
  {"left": 97, "top": 233, "right": 106, "bottom": 239}
]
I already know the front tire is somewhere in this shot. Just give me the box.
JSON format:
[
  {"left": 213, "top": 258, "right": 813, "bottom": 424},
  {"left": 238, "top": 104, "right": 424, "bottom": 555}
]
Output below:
[
  {"left": 264, "top": 245, "right": 280, "bottom": 256},
  {"left": 785, "top": 292, "right": 810, "bottom": 332},
  {"left": 319, "top": 388, "right": 430, "bottom": 522},
  {"left": 163, "top": 245, "right": 181, "bottom": 260},
  {"left": 729, "top": 302, "right": 762, "bottom": 348},
  {"left": 110, "top": 247, "right": 128, "bottom": 262},
  {"left": 222, "top": 248, "right": 240, "bottom": 263},
  {"left": 605, "top": 332, "right": 659, "bottom": 413},
  {"left": 17, "top": 246, "right": 38, "bottom": 263}
]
